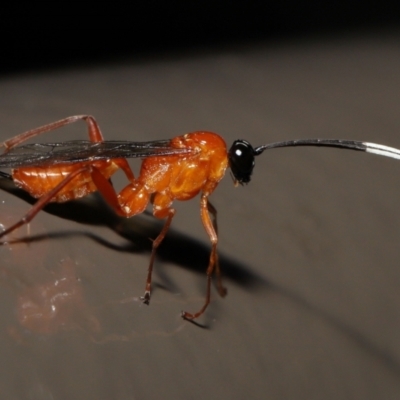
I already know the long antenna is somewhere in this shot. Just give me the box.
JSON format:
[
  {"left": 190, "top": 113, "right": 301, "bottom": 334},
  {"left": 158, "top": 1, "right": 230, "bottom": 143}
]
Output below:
[
  {"left": 254, "top": 139, "right": 400, "bottom": 160},
  {"left": 228, "top": 138, "right": 400, "bottom": 185}
]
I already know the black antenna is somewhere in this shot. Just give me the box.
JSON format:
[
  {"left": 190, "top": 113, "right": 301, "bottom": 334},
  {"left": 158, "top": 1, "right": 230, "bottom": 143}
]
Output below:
[
  {"left": 228, "top": 138, "right": 400, "bottom": 185},
  {"left": 253, "top": 139, "right": 400, "bottom": 158}
]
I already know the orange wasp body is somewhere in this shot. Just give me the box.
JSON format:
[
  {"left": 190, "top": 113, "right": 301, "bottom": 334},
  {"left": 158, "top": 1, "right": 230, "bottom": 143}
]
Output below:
[
  {"left": 0, "top": 116, "right": 229, "bottom": 319},
  {"left": 1, "top": 115, "right": 400, "bottom": 320}
]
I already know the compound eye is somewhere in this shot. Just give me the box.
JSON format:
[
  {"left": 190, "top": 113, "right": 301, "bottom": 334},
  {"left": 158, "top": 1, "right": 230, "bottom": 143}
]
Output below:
[{"left": 228, "top": 140, "right": 255, "bottom": 184}]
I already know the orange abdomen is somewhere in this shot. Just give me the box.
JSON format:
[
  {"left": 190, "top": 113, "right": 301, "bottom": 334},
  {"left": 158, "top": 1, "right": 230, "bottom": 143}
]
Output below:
[{"left": 12, "top": 160, "right": 120, "bottom": 203}]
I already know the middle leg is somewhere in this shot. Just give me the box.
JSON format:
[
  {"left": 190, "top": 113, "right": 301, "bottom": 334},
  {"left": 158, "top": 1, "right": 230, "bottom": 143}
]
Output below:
[{"left": 141, "top": 207, "right": 175, "bottom": 305}]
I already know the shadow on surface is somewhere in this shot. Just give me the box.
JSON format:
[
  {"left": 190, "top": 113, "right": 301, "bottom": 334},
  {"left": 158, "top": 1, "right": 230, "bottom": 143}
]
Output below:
[
  {"left": 2, "top": 177, "right": 400, "bottom": 370},
  {"left": 0, "top": 176, "right": 266, "bottom": 291}
]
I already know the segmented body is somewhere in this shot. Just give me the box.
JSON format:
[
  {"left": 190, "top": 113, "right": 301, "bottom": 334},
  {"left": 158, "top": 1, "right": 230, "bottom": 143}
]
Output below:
[
  {"left": 0, "top": 115, "right": 230, "bottom": 320},
  {"left": 10, "top": 131, "right": 228, "bottom": 217},
  {"left": 118, "top": 131, "right": 228, "bottom": 218}
]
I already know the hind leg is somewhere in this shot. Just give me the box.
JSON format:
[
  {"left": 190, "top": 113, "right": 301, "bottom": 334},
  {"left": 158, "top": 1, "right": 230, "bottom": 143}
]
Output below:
[
  {"left": 1, "top": 115, "right": 104, "bottom": 151},
  {"left": 0, "top": 166, "right": 91, "bottom": 239}
]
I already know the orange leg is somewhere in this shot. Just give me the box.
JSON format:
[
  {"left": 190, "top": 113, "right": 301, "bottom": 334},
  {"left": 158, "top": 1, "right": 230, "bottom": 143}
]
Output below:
[
  {"left": 1, "top": 116, "right": 136, "bottom": 185},
  {"left": 112, "top": 158, "right": 135, "bottom": 182},
  {"left": 0, "top": 115, "right": 104, "bottom": 151},
  {"left": 0, "top": 116, "right": 137, "bottom": 238},
  {"left": 181, "top": 194, "right": 219, "bottom": 320},
  {"left": 88, "top": 175, "right": 177, "bottom": 305},
  {"left": 141, "top": 208, "right": 175, "bottom": 305},
  {"left": 82, "top": 173, "right": 176, "bottom": 306},
  {"left": 207, "top": 201, "right": 227, "bottom": 298},
  {"left": 0, "top": 163, "right": 136, "bottom": 240},
  {"left": 0, "top": 166, "right": 91, "bottom": 239}
]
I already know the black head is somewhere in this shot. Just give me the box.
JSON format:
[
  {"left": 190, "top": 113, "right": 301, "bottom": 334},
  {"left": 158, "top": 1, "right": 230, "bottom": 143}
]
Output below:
[{"left": 228, "top": 140, "right": 256, "bottom": 184}]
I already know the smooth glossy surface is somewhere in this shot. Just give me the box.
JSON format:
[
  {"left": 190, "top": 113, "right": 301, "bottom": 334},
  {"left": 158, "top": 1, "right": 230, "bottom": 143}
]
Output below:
[{"left": 0, "top": 31, "right": 400, "bottom": 399}]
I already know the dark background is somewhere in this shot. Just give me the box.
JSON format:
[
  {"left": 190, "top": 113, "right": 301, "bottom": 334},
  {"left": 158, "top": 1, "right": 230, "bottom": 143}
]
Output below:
[{"left": 4, "top": 1, "right": 400, "bottom": 75}]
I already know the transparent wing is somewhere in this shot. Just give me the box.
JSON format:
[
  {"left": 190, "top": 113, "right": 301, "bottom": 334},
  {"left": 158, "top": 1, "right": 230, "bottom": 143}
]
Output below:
[{"left": 0, "top": 140, "right": 193, "bottom": 168}]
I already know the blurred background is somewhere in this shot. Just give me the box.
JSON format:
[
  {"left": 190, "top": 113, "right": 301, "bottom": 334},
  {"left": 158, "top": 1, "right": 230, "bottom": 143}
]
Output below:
[{"left": 0, "top": 2, "right": 400, "bottom": 400}]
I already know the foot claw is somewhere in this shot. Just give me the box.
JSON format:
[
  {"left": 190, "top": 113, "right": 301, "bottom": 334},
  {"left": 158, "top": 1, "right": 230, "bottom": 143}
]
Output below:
[
  {"left": 181, "top": 311, "right": 194, "bottom": 320},
  {"left": 140, "top": 292, "right": 151, "bottom": 305},
  {"left": 218, "top": 287, "right": 228, "bottom": 298}
]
